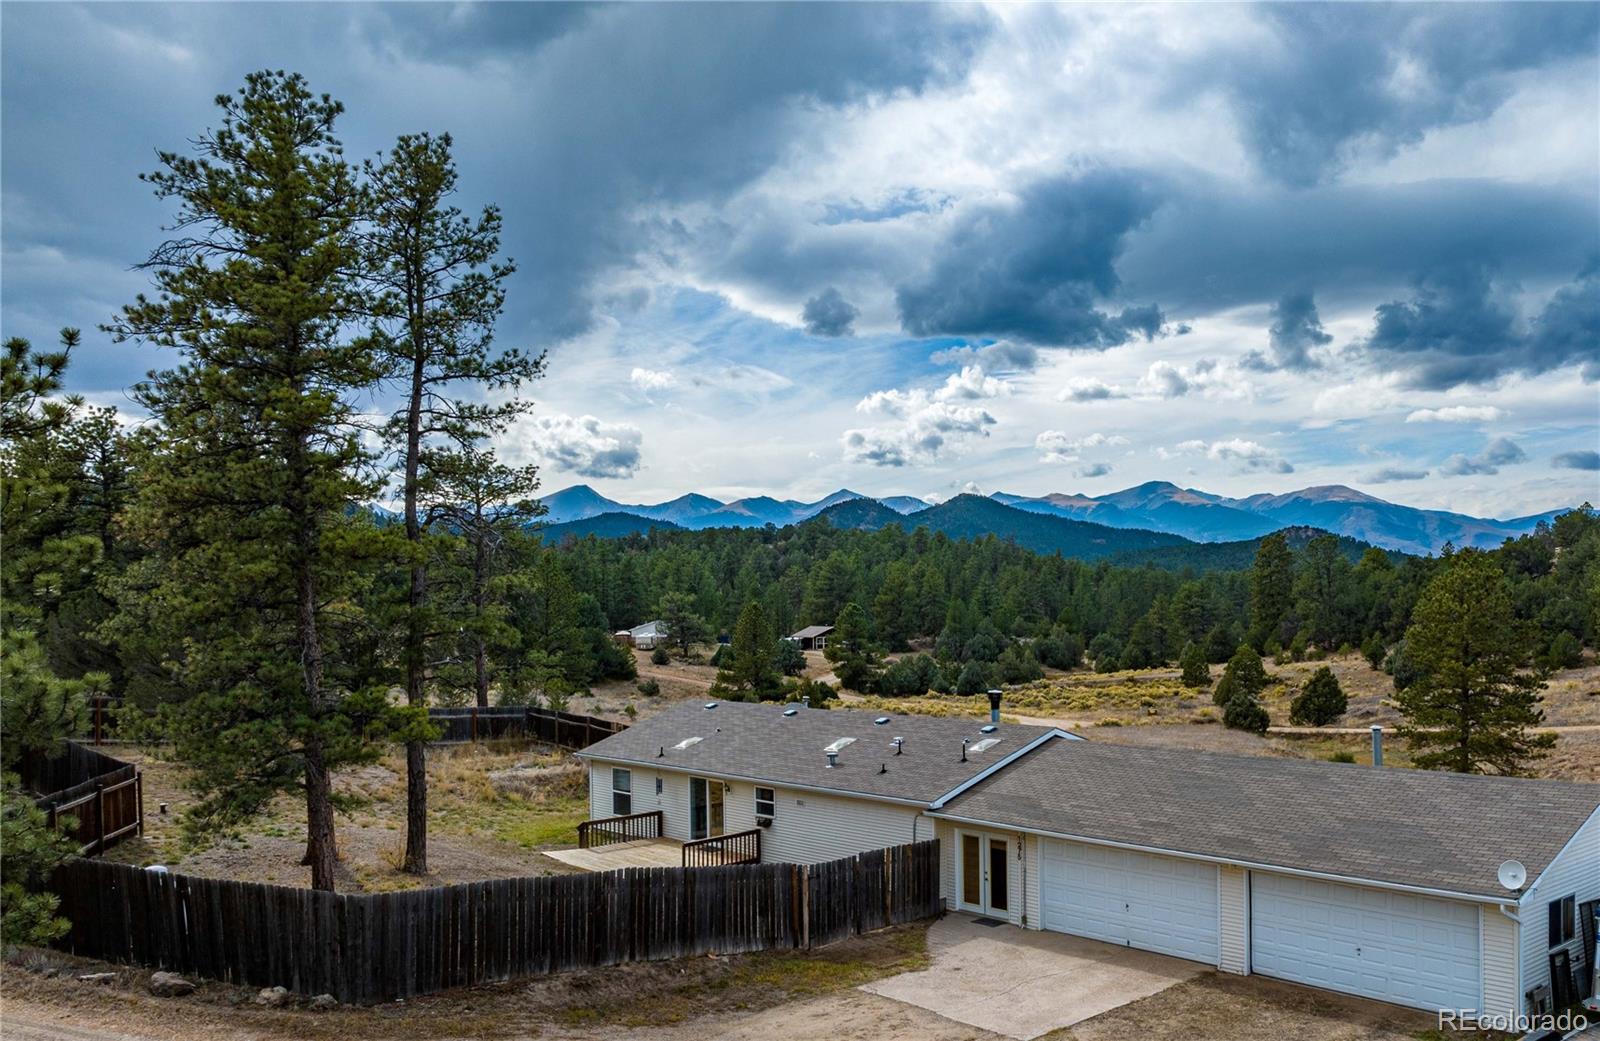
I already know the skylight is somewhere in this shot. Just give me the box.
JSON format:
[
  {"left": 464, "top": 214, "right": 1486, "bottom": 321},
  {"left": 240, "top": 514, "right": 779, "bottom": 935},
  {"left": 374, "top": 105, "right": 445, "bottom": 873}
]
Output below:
[
  {"left": 673, "top": 736, "right": 703, "bottom": 750},
  {"left": 969, "top": 738, "right": 1000, "bottom": 753},
  {"left": 979, "top": 724, "right": 997, "bottom": 734},
  {"left": 874, "top": 717, "right": 890, "bottom": 725},
  {"left": 823, "top": 737, "right": 857, "bottom": 754}
]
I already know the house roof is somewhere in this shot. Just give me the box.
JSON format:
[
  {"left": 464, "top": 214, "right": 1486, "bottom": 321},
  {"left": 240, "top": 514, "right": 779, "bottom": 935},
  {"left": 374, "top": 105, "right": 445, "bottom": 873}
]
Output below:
[
  {"left": 788, "top": 625, "right": 834, "bottom": 640},
  {"left": 938, "top": 738, "right": 1600, "bottom": 901},
  {"left": 579, "top": 701, "right": 1065, "bottom": 804},
  {"left": 628, "top": 620, "right": 665, "bottom": 637}
]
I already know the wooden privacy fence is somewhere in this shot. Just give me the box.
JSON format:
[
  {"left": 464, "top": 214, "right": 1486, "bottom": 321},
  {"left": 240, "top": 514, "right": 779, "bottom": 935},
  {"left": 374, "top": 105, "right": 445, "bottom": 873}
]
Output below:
[
  {"left": 27, "top": 741, "right": 144, "bottom": 856},
  {"left": 50, "top": 839, "right": 940, "bottom": 1004},
  {"left": 428, "top": 706, "right": 626, "bottom": 749}
]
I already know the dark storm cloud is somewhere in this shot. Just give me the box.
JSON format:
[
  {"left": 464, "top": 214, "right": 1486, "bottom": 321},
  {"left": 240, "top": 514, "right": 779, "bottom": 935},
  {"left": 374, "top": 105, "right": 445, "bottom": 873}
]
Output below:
[
  {"left": 1118, "top": 179, "right": 1599, "bottom": 317},
  {"left": 801, "top": 287, "right": 859, "bottom": 337},
  {"left": 894, "top": 170, "right": 1164, "bottom": 347},
  {"left": 1364, "top": 265, "right": 1600, "bottom": 389},
  {"left": 1553, "top": 450, "right": 1600, "bottom": 471},
  {"left": 1241, "top": 291, "right": 1333, "bottom": 372},
  {"left": 0, "top": 2, "right": 991, "bottom": 391},
  {"left": 1193, "top": 4, "right": 1600, "bottom": 186}
]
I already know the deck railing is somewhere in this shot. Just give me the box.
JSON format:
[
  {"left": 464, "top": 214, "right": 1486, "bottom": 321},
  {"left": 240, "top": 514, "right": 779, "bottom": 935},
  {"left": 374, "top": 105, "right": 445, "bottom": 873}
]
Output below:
[
  {"left": 682, "top": 827, "right": 761, "bottom": 868},
  {"left": 576, "top": 809, "right": 664, "bottom": 849}
]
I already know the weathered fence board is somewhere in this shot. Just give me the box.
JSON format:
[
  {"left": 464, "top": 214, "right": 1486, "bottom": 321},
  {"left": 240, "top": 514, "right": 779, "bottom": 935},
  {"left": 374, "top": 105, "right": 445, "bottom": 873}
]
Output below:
[
  {"left": 426, "top": 706, "right": 626, "bottom": 748},
  {"left": 50, "top": 839, "right": 940, "bottom": 1004}
]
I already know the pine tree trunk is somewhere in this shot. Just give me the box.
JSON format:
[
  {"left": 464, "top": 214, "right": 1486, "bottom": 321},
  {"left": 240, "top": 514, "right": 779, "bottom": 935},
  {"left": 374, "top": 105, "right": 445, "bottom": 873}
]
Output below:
[
  {"left": 291, "top": 445, "right": 338, "bottom": 892},
  {"left": 473, "top": 515, "right": 489, "bottom": 709},
  {"left": 402, "top": 345, "right": 428, "bottom": 875},
  {"left": 303, "top": 735, "right": 339, "bottom": 892}
]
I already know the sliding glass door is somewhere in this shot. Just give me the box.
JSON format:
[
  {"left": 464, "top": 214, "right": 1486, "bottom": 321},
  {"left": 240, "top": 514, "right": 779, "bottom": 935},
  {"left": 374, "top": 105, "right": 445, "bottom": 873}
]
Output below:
[{"left": 689, "top": 777, "right": 724, "bottom": 840}]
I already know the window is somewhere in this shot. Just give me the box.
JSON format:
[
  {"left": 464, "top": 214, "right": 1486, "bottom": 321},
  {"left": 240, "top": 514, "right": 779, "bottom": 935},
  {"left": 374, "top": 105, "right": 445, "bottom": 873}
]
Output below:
[
  {"left": 1550, "top": 895, "right": 1576, "bottom": 948},
  {"left": 755, "top": 786, "right": 776, "bottom": 819},
  {"left": 611, "top": 768, "right": 632, "bottom": 817}
]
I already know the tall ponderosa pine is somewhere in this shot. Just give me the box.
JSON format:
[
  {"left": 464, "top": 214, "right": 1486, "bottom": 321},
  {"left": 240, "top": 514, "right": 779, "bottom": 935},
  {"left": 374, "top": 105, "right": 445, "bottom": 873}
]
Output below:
[
  {"left": 365, "top": 132, "right": 543, "bottom": 874},
  {"left": 1248, "top": 532, "right": 1294, "bottom": 649},
  {"left": 421, "top": 445, "right": 542, "bottom": 710},
  {"left": 106, "top": 72, "right": 413, "bottom": 890},
  {"left": 1395, "top": 550, "right": 1554, "bottom": 775},
  {"left": 825, "top": 602, "right": 883, "bottom": 692},
  {"left": 714, "top": 601, "right": 781, "bottom": 698}
]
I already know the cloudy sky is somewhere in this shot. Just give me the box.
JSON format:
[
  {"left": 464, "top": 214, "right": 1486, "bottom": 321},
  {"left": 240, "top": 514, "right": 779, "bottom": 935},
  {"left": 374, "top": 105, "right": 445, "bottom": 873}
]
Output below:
[{"left": 4, "top": 2, "right": 1598, "bottom": 516}]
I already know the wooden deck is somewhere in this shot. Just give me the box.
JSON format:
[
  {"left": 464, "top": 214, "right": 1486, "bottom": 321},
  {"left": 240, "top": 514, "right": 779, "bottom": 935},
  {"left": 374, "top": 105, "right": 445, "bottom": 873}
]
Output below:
[{"left": 543, "top": 838, "right": 686, "bottom": 872}]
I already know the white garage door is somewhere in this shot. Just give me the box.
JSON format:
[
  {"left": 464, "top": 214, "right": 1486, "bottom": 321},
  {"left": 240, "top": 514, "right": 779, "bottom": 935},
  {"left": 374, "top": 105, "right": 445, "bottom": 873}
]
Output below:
[
  {"left": 1040, "top": 840, "right": 1219, "bottom": 964},
  {"left": 1251, "top": 873, "right": 1480, "bottom": 1012}
]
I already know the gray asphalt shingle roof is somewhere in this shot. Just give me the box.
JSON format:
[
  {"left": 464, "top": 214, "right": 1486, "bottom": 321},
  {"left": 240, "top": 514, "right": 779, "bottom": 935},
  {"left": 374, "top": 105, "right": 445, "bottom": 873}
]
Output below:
[
  {"left": 939, "top": 738, "right": 1600, "bottom": 899},
  {"left": 578, "top": 701, "right": 1063, "bottom": 804},
  {"left": 788, "top": 625, "right": 834, "bottom": 640}
]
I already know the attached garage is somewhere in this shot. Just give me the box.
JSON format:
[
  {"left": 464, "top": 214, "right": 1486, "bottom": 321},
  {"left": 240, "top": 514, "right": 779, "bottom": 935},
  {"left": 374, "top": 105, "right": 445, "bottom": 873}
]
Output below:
[
  {"left": 1251, "top": 873, "right": 1480, "bottom": 1012},
  {"left": 1040, "top": 840, "right": 1219, "bottom": 964}
]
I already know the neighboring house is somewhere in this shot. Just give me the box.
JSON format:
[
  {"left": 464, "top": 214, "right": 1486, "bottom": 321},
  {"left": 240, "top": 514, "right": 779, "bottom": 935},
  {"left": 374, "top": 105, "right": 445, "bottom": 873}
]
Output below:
[
  {"left": 615, "top": 620, "right": 667, "bottom": 650},
  {"left": 786, "top": 624, "right": 834, "bottom": 651},
  {"left": 578, "top": 701, "right": 1600, "bottom": 1020}
]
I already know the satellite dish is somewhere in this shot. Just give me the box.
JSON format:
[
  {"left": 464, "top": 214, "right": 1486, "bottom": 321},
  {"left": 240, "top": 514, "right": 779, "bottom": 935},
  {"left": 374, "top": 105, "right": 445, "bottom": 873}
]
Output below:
[{"left": 1497, "top": 859, "right": 1527, "bottom": 892}]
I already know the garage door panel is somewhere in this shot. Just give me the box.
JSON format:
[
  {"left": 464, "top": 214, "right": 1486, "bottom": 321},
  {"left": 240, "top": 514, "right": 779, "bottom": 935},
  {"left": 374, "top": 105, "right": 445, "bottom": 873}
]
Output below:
[
  {"left": 1251, "top": 873, "right": 1479, "bottom": 1012},
  {"left": 1040, "top": 841, "right": 1219, "bottom": 965}
]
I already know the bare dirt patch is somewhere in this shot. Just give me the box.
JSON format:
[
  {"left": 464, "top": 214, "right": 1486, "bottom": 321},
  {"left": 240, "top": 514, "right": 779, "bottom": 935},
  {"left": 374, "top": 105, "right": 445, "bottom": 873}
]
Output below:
[
  {"left": 1048, "top": 971, "right": 1456, "bottom": 1041},
  {"left": 102, "top": 743, "right": 593, "bottom": 891}
]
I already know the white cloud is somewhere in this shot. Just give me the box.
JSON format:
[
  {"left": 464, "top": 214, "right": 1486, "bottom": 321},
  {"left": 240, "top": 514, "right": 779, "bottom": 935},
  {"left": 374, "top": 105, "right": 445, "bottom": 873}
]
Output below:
[
  {"left": 936, "top": 364, "right": 1010, "bottom": 402},
  {"left": 513, "top": 413, "right": 644, "bottom": 479},
  {"left": 1405, "top": 405, "right": 1507, "bottom": 423},
  {"left": 844, "top": 387, "right": 997, "bottom": 467},
  {"left": 1137, "top": 358, "right": 1253, "bottom": 402},
  {"left": 1171, "top": 437, "right": 1293, "bottom": 473},
  {"left": 629, "top": 367, "right": 677, "bottom": 391},
  {"left": 1140, "top": 361, "right": 1191, "bottom": 399},
  {"left": 1057, "top": 377, "right": 1123, "bottom": 402},
  {"left": 1439, "top": 436, "right": 1527, "bottom": 476},
  {"left": 1035, "top": 430, "right": 1129, "bottom": 463}
]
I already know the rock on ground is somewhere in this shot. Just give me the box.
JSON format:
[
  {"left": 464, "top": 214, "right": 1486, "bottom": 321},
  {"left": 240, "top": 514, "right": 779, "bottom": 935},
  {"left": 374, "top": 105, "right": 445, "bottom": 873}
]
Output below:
[
  {"left": 147, "top": 971, "right": 195, "bottom": 997},
  {"left": 309, "top": 993, "right": 338, "bottom": 1011},
  {"left": 255, "top": 985, "right": 293, "bottom": 1007}
]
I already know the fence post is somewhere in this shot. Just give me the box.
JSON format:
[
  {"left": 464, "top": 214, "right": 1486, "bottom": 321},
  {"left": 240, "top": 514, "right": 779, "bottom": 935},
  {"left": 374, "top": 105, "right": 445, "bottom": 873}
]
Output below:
[
  {"left": 136, "top": 773, "right": 145, "bottom": 837},
  {"left": 799, "top": 863, "right": 810, "bottom": 950},
  {"left": 470, "top": 707, "right": 478, "bottom": 742},
  {"left": 93, "top": 782, "right": 106, "bottom": 854}
]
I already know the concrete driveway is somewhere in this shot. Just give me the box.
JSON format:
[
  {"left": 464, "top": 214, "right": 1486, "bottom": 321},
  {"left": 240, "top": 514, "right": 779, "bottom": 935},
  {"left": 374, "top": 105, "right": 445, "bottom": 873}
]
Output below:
[{"left": 861, "top": 914, "right": 1205, "bottom": 1040}]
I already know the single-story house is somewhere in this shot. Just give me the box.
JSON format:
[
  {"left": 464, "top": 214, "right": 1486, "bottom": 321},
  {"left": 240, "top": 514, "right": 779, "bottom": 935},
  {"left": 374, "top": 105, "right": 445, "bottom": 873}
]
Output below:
[
  {"left": 786, "top": 624, "right": 834, "bottom": 651},
  {"left": 614, "top": 620, "right": 668, "bottom": 650},
  {"left": 578, "top": 701, "right": 1599, "bottom": 1020}
]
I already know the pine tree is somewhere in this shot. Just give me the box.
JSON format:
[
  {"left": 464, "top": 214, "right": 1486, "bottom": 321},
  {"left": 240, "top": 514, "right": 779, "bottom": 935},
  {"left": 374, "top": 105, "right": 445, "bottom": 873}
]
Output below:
[
  {"left": 1214, "top": 643, "right": 1268, "bottom": 707},
  {"left": 1249, "top": 532, "right": 1294, "bottom": 649},
  {"left": 365, "top": 132, "right": 544, "bottom": 874},
  {"left": 656, "top": 592, "right": 709, "bottom": 659},
  {"left": 105, "top": 72, "right": 416, "bottom": 890},
  {"left": 1289, "top": 665, "right": 1347, "bottom": 726},
  {"left": 1395, "top": 550, "right": 1555, "bottom": 774},
  {"left": 825, "top": 602, "right": 883, "bottom": 692},
  {"left": 714, "top": 601, "right": 780, "bottom": 698},
  {"left": 1178, "top": 641, "right": 1211, "bottom": 688},
  {"left": 421, "top": 444, "right": 541, "bottom": 709}
]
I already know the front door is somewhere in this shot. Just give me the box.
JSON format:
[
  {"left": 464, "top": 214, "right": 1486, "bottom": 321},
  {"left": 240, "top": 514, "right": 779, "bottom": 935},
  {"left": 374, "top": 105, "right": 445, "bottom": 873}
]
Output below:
[
  {"left": 689, "top": 777, "right": 724, "bottom": 840},
  {"left": 958, "top": 831, "right": 1011, "bottom": 917}
]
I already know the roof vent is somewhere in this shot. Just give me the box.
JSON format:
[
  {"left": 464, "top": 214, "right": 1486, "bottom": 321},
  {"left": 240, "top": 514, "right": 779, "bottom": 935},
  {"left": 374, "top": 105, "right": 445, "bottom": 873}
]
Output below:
[
  {"left": 703, "top": 701, "right": 718, "bottom": 710},
  {"left": 979, "top": 724, "right": 997, "bottom": 734},
  {"left": 873, "top": 717, "right": 890, "bottom": 726},
  {"left": 825, "top": 751, "right": 839, "bottom": 769},
  {"left": 961, "top": 737, "right": 969, "bottom": 763},
  {"left": 672, "top": 736, "right": 703, "bottom": 751},
  {"left": 892, "top": 737, "right": 904, "bottom": 755},
  {"left": 782, "top": 707, "right": 799, "bottom": 717},
  {"left": 823, "top": 737, "right": 856, "bottom": 754},
  {"left": 970, "top": 738, "right": 1000, "bottom": 753}
]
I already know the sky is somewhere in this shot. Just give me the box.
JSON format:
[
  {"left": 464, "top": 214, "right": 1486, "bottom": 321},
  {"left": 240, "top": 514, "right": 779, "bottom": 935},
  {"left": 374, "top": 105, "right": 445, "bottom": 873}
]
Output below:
[{"left": 3, "top": 2, "right": 1598, "bottom": 518}]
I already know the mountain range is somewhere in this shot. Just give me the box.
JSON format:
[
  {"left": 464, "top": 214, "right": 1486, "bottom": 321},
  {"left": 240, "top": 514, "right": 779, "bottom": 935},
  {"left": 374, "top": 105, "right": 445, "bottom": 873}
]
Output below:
[{"left": 535, "top": 481, "right": 1573, "bottom": 555}]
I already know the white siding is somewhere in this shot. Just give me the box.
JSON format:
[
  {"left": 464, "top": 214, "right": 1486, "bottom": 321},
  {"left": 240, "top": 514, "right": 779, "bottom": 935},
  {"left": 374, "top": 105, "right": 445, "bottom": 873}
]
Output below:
[
  {"left": 1218, "top": 866, "right": 1249, "bottom": 974},
  {"left": 936, "top": 818, "right": 956, "bottom": 910},
  {"left": 585, "top": 759, "right": 922, "bottom": 863},
  {"left": 1023, "top": 834, "right": 1041, "bottom": 929},
  {"left": 1481, "top": 906, "right": 1519, "bottom": 1020},
  {"left": 1519, "top": 808, "right": 1600, "bottom": 1011}
]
